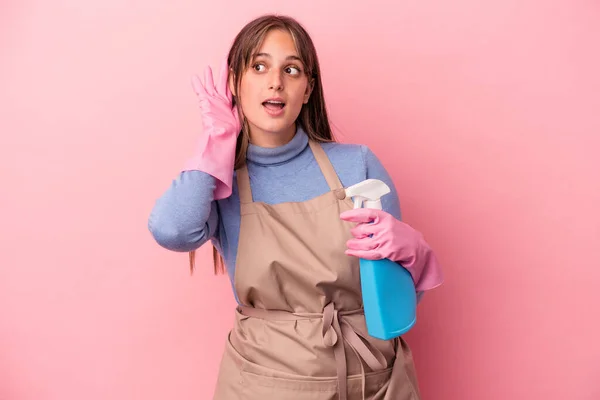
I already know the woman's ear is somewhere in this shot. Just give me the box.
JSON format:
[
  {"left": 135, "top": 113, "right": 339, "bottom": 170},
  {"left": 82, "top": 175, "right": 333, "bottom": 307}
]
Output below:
[{"left": 303, "top": 78, "right": 315, "bottom": 104}]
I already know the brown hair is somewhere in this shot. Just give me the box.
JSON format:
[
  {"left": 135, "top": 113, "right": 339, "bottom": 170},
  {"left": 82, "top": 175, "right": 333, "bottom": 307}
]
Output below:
[{"left": 189, "top": 14, "right": 337, "bottom": 275}]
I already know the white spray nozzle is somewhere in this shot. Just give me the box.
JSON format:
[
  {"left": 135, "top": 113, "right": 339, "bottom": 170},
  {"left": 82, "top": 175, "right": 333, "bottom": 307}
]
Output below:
[{"left": 344, "top": 179, "right": 391, "bottom": 210}]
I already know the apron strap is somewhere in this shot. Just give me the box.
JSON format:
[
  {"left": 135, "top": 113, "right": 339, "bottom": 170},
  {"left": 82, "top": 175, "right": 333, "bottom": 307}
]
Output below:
[
  {"left": 309, "top": 140, "right": 344, "bottom": 191},
  {"left": 236, "top": 165, "right": 253, "bottom": 204}
]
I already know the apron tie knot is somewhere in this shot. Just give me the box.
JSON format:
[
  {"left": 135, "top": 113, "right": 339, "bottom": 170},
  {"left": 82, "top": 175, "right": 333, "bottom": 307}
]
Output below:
[
  {"left": 238, "top": 303, "right": 388, "bottom": 400},
  {"left": 322, "top": 302, "right": 339, "bottom": 347},
  {"left": 322, "top": 302, "right": 388, "bottom": 400}
]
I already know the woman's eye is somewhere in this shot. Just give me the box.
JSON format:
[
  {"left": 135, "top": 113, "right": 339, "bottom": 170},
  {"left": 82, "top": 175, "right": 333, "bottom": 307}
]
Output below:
[
  {"left": 285, "top": 66, "right": 301, "bottom": 75},
  {"left": 253, "top": 64, "right": 266, "bottom": 72}
]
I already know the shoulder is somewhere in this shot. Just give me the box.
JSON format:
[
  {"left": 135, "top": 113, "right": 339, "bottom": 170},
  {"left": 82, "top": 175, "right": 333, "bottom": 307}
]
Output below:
[
  {"left": 319, "top": 142, "right": 368, "bottom": 186},
  {"left": 320, "top": 141, "right": 387, "bottom": 180},
  {"left": 320, "top": 141, "right": 366, "bottom": 157},
  {"left": 320, "top": 141, "right": 373, "bottom": 169}
]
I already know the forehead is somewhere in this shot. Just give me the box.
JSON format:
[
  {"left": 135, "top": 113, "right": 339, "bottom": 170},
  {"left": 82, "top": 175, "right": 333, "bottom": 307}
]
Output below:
[{"left": 255, "top": 29, "right": 299, "bottom": 57}]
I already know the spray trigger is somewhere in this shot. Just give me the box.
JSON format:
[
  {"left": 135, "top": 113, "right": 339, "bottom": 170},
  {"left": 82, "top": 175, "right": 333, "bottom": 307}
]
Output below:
[{"left": 344, "top": 179, "right": 391, "bottom": 210}]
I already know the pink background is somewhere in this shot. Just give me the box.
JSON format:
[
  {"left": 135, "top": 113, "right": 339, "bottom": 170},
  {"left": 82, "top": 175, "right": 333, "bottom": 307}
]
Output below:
[{"left": 2, "top": 0, "right": 599, "bottom": 399}]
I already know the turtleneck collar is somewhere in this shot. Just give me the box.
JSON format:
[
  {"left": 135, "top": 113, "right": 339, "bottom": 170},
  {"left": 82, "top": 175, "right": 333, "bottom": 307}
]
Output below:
[{"left": 246, "top": 125, "right": 309, "bottom": 166}]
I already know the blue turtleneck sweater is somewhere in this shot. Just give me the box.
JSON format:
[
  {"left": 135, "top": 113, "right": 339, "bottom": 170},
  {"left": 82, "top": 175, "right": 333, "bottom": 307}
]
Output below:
[{"left": 148, "top": 127, "right": 403, "bottom": 298}]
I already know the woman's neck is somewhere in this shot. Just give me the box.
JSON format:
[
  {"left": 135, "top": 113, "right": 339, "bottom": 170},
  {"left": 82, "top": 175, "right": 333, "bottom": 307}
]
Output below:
[
  {"left": 248, "top": 123, "right": 297, "bottom": 148},
  {"left": 246, "top": 124, "right": 309, "bottom": 166}
]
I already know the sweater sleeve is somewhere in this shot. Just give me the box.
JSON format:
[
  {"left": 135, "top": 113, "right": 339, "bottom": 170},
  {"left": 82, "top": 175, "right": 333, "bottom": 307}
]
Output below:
[
  {"left": 362, "top": 146, "right": 426, "bottom": 303},
  {"left": 148, "top": 170, "right": 219, "bottom": 252}
]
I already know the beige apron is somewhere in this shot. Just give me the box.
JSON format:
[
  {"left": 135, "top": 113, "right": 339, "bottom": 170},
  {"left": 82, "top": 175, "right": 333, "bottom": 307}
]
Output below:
[{"left": 213, "top": 141, "right": 421, "bottom": 400}]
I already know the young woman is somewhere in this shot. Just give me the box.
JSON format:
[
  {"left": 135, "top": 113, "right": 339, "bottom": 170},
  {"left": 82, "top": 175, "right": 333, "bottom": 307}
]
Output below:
[{"left": 148, "top": 14, "right": 443, "bottom": 400}]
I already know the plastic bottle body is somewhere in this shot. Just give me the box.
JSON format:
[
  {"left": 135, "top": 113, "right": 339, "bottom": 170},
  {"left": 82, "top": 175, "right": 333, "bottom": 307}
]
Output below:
[{"left": 359, "top": 258, "right": 417, "bottom": 340}]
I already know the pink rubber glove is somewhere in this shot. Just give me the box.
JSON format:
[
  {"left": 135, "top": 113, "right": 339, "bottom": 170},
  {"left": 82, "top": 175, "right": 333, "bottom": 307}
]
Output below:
[
  {"left": 182, "top": 58, "right": 241, "bottom": 200},
  {"left": 340, "top": 208, "right": 444, "bottom": 292}
]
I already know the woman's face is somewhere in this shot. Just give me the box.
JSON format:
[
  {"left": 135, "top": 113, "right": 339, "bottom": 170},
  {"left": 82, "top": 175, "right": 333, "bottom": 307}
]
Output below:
[{"left": 236, "top": 29, "right": 313, "bottom": 146}]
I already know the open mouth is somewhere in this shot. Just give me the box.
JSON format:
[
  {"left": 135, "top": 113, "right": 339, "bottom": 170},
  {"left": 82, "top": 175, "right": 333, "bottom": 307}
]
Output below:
[{"left": 262, "top": 100, "right": 286, "bottom": 111}]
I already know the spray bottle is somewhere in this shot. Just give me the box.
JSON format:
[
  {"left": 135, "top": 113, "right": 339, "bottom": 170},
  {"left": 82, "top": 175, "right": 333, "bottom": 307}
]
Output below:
[{"left": 345, "top": 179, "right": 417, "bottom": 340}]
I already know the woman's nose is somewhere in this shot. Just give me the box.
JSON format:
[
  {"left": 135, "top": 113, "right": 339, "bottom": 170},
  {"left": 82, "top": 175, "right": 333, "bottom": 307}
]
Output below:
[{"left": 268, "top": 70, "right": 283, "bottom": 91}]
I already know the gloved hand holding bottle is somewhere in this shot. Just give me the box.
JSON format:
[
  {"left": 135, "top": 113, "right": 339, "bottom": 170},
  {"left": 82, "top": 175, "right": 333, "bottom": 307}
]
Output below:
[
  {"left": 182, "top": 58, "right": 241, "bottom": 200},
  {"left": 340, "top": 208, "right": 444, "bottom": 292}
]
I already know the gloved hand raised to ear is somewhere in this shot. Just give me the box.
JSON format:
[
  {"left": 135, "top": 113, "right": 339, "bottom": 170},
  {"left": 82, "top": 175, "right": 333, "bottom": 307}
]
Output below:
[
  {"left": 183, "top": 57, "right": 241, "bottom": 200},
  {"left": 340, "top": 208, "right": 444, "bottom": 292}
]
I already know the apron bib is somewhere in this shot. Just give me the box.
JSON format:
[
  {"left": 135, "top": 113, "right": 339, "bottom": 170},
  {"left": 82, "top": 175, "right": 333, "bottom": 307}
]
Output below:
[{"left": 213, "top": 141, "right": 421, "bottom": 400}]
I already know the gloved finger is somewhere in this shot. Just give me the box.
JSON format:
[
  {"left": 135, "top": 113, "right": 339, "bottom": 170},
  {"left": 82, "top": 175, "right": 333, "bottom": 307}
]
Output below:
[
  {"left": 190, "top": 74, "right": 205, "bottom": 96},
  {"left": 231, "top": 105, "right": 240, "bottom": 124},
  {"left": 203, "top": 65, "right": 216, "bottom": 96},
  {"left": 350, "top": 222, "right": 382, "bottom": 238},
  {"left": 217, "top": 57, "right": 230, "bottom": 100},
  {"left": 350, "top": 224, "right": 372, "bottom": 238},
  {"left": 346, "top": 237, "right": 379, "bottom": 251},
  {"left": 225, "top": 79, "right": 234, "bottom": 103},
  {"left": 340, "top": 208, "right": 380, "bottom": 224},
  {"left": 345, "top": 249, "right": 383, "bottom": 260}
]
